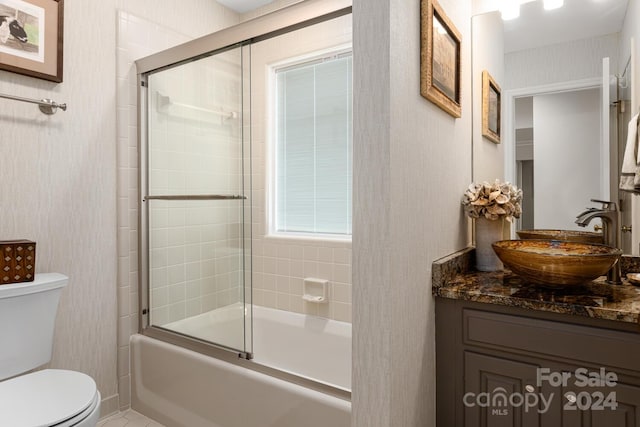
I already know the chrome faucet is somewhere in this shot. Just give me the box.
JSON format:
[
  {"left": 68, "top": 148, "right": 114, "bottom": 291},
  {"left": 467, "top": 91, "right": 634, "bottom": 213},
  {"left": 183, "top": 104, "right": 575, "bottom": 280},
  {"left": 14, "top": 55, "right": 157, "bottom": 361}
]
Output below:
[{"left": 575, "top": 199, "right": 621, "bottom": 284}]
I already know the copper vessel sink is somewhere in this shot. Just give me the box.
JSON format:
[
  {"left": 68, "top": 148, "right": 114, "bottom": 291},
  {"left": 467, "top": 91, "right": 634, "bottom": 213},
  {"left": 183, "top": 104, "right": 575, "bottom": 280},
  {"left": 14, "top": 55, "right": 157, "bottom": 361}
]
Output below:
[
  {"left": 492, "top": 240, "right": 622, "bottom": 286},
  {"left": 517, "top": 229, "right": 603, "bottom": 244}
]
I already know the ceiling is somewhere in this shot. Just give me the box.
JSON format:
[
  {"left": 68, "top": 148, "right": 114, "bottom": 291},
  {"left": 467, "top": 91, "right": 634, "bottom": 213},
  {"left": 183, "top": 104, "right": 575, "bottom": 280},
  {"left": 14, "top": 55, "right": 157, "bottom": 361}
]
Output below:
[
  {"left": 503, "top": 0, "right": 629, "bottom": 53},
  {"left": 216, "top": 0, "right": 276, "bottom": 13},
  {"left": 219, "top": 0, "right": 628, "bottom": 49}
]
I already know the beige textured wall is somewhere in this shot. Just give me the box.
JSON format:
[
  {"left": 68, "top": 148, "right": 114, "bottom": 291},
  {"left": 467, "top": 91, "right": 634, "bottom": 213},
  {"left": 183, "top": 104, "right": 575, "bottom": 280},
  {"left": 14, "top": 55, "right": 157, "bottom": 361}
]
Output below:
[
  {"left": 0, "top": 0, "right": 119, "bottom": 414},
  {"left": 471, "top": 12, "right": 504, "bottom": 183},
  {"left": 353, "top": 0, "right": 472, "bottom": 425},
  {"left": 0, "top": 0, "right": 239, "bottom": 418},
  {"left": 505, "top": 33, "right": 619, "bottom": 90}
]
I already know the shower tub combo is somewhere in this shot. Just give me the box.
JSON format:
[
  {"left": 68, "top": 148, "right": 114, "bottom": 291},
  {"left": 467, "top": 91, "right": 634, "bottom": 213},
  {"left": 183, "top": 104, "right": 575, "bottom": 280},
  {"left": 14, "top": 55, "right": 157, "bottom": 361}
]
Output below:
[
  {"left": 134, "top": 1, "right": 353, "bottom": 426},
  {"left": 131, "top": 306, "right": 350, "bottom": 427}
]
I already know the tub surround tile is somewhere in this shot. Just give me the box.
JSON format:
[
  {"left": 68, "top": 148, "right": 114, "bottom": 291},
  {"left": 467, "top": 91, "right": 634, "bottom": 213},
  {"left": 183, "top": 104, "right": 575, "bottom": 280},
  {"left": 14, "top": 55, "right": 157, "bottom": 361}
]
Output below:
[
  {"left": 116, "top": 8, "right": 241, "bottom": 410},
  {"left": 433, "top": 248, "right": 640, "bottom": 324},
  {"left": 249, "top": 21, "right": 353, "bottom": 323}
]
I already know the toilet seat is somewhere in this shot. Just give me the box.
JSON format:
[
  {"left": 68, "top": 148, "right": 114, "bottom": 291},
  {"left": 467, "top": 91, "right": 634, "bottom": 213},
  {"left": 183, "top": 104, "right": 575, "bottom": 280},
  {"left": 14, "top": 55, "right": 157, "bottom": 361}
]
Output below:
[
  {"left": 0, "top": 369, "right": 99, "bottom": 427},
  {"left": 54, "top": 390, "right": 100, "bottom": 427}
]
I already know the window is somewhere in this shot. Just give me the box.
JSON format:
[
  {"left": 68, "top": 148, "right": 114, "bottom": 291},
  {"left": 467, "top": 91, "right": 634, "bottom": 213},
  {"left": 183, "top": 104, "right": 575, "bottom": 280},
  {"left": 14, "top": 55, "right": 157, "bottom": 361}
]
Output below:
[{"left": 273, "top": 51, "right": 352, "bottom": 237}]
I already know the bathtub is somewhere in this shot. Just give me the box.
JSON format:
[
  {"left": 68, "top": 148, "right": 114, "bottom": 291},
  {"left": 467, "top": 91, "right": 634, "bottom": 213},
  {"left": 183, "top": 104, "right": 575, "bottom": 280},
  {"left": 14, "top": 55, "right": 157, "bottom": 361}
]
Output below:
[{"left": 131, "top": 305, "right": 351, "bottom": 427}]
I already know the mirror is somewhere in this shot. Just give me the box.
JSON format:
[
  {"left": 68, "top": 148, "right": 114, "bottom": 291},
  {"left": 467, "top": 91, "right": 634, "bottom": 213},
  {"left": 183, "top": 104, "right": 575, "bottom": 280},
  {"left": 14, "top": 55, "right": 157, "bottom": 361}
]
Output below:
[{"left": 471, "top": 0, "right": 638, "bottom": 255}]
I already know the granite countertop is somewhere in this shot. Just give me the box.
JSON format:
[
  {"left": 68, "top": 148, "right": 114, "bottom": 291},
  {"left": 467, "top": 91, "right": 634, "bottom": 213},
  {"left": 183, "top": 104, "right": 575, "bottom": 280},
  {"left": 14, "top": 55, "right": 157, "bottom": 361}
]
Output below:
[{"left": 432, "top": 247, "right": 640, "bottom": 325}]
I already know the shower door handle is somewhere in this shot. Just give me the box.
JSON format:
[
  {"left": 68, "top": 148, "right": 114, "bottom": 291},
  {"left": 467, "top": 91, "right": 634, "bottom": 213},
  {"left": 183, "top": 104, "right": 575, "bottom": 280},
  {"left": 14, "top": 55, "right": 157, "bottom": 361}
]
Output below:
[{"left": 144, "top": 194, "right": 247, "bottom": 201}]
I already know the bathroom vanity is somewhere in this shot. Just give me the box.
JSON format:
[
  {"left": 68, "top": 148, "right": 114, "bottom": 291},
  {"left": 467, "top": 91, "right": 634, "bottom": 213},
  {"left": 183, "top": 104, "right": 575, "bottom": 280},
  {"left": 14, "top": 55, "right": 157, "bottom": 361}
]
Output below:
[{"left": 433, "top": 248, "right": 640, "bottom": 427}]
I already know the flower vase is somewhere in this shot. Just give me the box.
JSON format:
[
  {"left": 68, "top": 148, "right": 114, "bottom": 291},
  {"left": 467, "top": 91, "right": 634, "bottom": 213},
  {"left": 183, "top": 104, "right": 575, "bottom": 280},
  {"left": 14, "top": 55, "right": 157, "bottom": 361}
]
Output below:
[{"left": 475, "top": 217, "right": 504, "bottom": 272}]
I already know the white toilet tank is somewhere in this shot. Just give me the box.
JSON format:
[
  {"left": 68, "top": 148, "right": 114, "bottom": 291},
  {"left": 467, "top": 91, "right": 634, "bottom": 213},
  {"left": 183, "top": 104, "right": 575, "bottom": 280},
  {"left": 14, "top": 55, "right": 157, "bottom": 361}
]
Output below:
[{"left": 0, "top": 273, "right": 68, "bottom": 380}]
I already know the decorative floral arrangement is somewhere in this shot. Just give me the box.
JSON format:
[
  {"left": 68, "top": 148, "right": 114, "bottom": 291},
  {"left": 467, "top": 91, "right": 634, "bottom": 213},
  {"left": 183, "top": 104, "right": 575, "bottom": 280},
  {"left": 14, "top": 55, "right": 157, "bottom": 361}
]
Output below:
[{"left": 461, "top": 179, "right": 522, "bottom": 222}]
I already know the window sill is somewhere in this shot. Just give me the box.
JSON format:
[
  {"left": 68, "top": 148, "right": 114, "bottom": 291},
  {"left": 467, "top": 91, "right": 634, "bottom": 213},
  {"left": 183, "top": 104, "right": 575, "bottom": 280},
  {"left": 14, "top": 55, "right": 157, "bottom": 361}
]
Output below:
[{"left": 264, "top": 232, "right": 352, "bottom": 245}]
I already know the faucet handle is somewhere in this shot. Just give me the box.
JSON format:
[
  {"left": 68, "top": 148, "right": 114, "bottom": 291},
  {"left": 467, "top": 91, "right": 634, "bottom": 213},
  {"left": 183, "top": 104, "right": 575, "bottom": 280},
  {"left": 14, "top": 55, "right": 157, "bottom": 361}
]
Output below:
[{"left": 590, "top": 199, "right": 618, "bottom": 211}]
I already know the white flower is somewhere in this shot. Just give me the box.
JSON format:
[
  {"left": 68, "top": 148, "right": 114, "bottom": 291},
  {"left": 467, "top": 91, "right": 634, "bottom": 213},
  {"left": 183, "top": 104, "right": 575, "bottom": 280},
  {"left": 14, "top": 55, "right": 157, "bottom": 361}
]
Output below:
[{"left": 461, "top": 179, "right": 522, "bottom": 222}]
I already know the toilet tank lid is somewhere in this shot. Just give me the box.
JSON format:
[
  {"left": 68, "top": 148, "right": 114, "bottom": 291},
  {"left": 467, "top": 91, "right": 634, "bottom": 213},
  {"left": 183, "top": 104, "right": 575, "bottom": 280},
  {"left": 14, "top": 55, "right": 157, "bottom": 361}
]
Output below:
[
  {"left": 0, "top": 273, "right": 68, "bottom": 299},
  {"left": 0, "top": 369, "right": 97, "bottom": 427}
]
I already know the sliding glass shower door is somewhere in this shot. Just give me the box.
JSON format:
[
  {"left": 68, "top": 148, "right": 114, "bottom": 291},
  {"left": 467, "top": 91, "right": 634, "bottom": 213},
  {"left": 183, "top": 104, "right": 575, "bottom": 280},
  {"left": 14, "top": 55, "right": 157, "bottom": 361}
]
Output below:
[{"left": 140, "top": 44, "right": 252, "bottom": 356}]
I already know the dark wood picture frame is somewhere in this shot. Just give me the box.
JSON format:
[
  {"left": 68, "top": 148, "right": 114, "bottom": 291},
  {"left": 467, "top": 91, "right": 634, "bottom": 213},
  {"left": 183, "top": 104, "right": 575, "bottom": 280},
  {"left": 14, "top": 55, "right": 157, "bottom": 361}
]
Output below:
[
  {"left": 0, "top": 0, "right": 63, "bottom": 82},
  {"left": 482, "top": 70, "right": 501, "bottom": 144},
  {"left": 420, "top": 0, "right": 462, "bottom": 118}
]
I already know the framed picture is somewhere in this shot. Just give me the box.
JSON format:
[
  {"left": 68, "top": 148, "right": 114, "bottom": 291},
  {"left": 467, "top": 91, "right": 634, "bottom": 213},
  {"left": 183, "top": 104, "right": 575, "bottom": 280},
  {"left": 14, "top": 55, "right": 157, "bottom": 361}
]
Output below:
[
  {"left": 420, "top": 0, "right": 461, "bottom": 118},
  {"left": 0, "top": 0, "right": 63, "bottom": 82},
  {"left": 482, "top": 70, "right": 501, "bottom": 144}
]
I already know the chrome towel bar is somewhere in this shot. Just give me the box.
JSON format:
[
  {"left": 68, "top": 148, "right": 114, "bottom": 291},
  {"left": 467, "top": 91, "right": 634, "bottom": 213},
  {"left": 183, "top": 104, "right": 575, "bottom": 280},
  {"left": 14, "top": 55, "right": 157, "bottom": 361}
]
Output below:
[{"left": 0, "top": 92, "right": 67, "bottom": 115}]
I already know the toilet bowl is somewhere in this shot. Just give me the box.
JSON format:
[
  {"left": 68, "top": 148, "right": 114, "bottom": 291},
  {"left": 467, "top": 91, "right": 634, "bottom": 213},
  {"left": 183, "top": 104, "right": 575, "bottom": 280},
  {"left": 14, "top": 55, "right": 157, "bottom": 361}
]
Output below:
[
  {"left": 0, "top": 274, "right": 101, "bottom": 427},
  {"left": 0, "top": 369, "right": 101, "bottom": 427}
]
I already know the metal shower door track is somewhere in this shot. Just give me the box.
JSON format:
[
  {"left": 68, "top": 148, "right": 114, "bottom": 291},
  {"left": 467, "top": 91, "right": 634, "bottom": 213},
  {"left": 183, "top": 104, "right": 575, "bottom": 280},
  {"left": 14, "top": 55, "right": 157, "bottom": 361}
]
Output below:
[
  {"left": 135, "top": 0, "right": 351, "bottom": 75},
  {"left": 144, "top": 195, "right": 247, "bottom": 201}
]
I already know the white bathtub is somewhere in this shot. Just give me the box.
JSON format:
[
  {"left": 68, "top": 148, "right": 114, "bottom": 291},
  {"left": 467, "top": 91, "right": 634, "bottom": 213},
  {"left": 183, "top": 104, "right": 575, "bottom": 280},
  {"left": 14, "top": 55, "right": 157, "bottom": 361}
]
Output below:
[
  {"left": 163, "top": 304, "right": 352, "bottom": 390},
  {"left": 253, "top": 306, "right": 351, "bottom": 391},
  {"left": 132, "top": 305, "right": 351, "bottom": 427}
]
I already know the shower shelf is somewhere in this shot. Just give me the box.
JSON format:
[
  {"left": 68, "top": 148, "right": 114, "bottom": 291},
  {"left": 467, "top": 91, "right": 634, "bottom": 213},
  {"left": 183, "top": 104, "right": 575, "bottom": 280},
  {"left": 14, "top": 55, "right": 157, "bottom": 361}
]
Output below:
[{"left": 302, "top": 278, "right": 329, "bottom": 303}]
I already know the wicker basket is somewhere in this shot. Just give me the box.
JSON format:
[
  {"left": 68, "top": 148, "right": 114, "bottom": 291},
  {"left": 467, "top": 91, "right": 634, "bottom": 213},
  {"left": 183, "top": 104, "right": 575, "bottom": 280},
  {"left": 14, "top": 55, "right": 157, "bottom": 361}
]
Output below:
[{"left": 1, "top": 240, "right": 36, "bottom": 285}]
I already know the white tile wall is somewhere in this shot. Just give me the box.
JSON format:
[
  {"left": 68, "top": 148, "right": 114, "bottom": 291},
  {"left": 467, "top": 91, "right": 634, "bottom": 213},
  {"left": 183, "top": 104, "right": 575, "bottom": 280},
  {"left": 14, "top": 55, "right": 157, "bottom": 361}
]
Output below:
[
  {"left": 250, "top": 15, "right": 353, "bottom": 323},
  {"left": 115, "top": 6, "right": 240, "bottom": 410},
  {"left": 146, "top": 50, "right": 245, "bottom": 325},
  {"left": 148, "top": 201, "right": 244, "bottom": 325},
  {"left": 240, "top": 0, "right": 302, "bottom": 22},
  {"left": 252, "top": 238, "right": 352, "bottom": 321}
]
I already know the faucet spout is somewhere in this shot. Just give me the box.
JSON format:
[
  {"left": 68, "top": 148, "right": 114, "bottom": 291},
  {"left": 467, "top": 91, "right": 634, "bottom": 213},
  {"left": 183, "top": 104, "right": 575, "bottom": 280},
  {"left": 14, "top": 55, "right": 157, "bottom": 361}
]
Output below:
[{"left": 574, "top": 199, "right": 621, "bottom": 284}]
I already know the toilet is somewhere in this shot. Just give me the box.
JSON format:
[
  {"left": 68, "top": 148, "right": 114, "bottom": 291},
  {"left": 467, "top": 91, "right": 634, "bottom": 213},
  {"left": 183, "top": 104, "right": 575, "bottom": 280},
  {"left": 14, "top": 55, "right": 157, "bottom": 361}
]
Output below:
[{"left": 0, "top": 273, "right": 101, "bottom": 427}]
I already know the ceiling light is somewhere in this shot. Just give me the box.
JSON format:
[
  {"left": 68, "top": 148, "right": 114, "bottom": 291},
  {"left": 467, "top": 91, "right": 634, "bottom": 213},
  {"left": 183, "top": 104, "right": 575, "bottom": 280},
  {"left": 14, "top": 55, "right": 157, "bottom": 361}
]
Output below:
[
  {"left": 500, "top": 1, "right": 520, "bottom": 20},
  {"left": 543, "top": 0, "right": 563, "bottom": 10}
]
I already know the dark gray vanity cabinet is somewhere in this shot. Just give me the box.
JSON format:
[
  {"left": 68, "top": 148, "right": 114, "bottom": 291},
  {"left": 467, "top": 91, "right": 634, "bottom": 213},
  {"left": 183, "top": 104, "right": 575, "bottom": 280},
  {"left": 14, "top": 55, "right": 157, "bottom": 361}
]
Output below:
[
  {"left": 436, "top": 298, "right": 640, "bottom": 427},
  {"left": 464, "top": 351, "right": 542, "bottom": 427}
]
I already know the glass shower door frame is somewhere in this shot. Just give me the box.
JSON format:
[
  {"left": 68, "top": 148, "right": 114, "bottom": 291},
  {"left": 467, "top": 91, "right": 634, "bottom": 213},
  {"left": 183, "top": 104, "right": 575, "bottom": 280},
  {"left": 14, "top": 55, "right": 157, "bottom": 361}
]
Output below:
[
  {"left": 136, "top": 0, "right": 351, "bottom": 363},
  {"left": 138, "top": 43, "right": 253, "bottom": 359}
]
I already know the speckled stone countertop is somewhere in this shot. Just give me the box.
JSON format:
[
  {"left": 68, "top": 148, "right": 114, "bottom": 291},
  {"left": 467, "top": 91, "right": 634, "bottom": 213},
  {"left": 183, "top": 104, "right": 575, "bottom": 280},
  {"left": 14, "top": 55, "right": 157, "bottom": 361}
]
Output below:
[{"left": 432, "top": 247, "right": 640, "bottom": 325}]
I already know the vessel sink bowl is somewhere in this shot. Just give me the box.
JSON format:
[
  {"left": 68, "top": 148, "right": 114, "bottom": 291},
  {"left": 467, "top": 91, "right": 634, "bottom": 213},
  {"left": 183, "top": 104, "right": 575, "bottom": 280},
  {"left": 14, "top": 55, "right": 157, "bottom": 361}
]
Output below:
[
  {"left": 517, "top": 229, "right": 603, "bottom": 244},
  {"left": 492, "top": 240, "right": 622, "bottom": 286}
]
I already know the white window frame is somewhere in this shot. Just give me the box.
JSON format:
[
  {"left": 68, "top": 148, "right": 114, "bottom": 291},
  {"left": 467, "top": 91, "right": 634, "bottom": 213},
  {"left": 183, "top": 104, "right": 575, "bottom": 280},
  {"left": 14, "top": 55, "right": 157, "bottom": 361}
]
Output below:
[{"left": 267, "top": 45, "right": 353, "bottom": 241}]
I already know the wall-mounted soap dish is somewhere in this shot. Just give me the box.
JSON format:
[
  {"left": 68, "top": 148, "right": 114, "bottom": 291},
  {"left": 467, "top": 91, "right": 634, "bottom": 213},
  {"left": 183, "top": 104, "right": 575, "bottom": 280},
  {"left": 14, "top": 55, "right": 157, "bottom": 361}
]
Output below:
[{"left": 302, "top": 278, "right": 329, "bottom": 303}]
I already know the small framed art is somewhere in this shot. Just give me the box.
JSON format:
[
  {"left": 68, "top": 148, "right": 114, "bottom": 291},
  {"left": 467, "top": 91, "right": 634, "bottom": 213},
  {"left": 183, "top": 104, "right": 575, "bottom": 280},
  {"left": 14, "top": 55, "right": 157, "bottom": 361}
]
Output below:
[
  {"left": 0, "top": 0, "right": 64, "bottom": 82},
  {"left": 482, "top": 70, "right": 501, "bottom": 144},
  {"left": 420, "top": 0, "right": 462, "bottom": 118}
]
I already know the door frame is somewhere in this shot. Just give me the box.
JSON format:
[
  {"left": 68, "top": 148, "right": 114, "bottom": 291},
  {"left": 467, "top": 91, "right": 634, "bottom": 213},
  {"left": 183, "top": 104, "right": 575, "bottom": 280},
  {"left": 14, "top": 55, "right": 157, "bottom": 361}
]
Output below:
[{"left": 503, "top": 77, "right": 603, "bottom": 235}]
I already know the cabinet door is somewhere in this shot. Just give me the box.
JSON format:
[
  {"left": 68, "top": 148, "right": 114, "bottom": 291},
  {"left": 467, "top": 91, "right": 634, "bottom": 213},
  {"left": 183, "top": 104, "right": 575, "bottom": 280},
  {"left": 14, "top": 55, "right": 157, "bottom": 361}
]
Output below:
[
  {"left": 561, "top": 382, "right": 640, "bottom": 427},
  {"left": 464, "top": 352, "right": 547, "bottom": 427}
]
